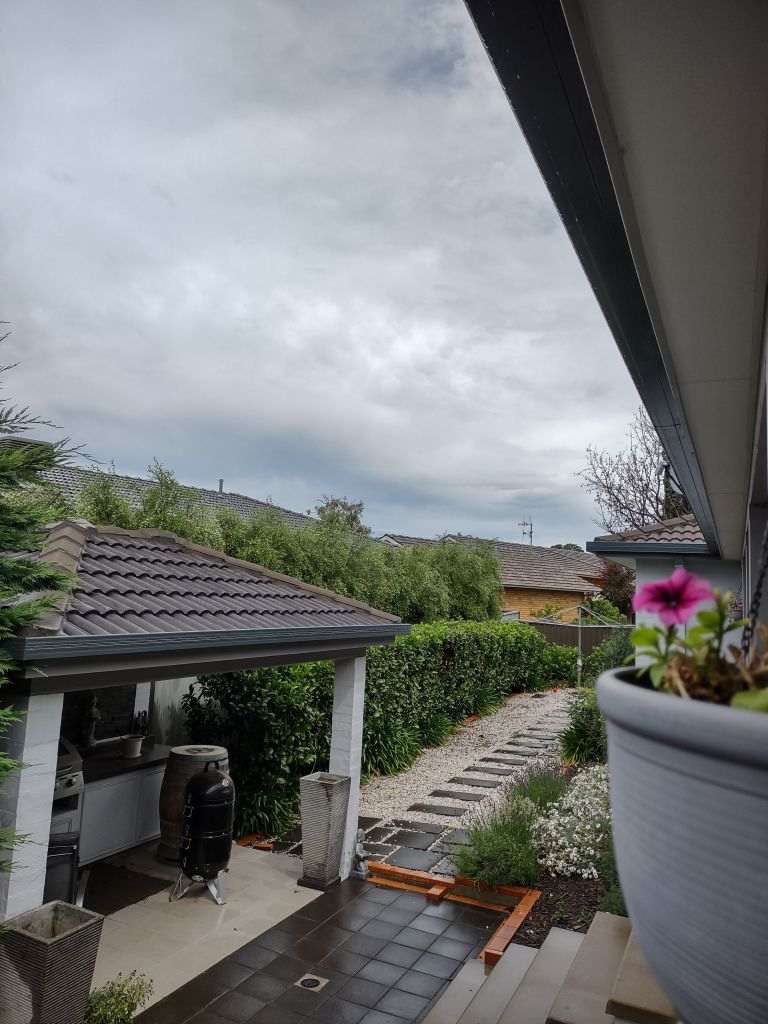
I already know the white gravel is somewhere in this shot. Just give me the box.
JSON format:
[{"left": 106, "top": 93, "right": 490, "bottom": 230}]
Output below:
[{"left": 359, "top": 689, "right": 572, "bottom": 828}]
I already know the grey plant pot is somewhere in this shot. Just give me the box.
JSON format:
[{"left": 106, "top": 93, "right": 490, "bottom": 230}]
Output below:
[
  {"left": 598, "top": 668, "right": 768, "bottom": 1024},
  {"left": 0, "top": 900, "right": 103, "bottom": 1024},
  {"left": 299, "top": 771, "right": 350, "bottom": 890}
]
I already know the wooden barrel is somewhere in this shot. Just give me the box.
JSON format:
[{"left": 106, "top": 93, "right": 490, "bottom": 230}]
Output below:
[{"left": 158, "top": 744, "right": 228, "bottom": 861}]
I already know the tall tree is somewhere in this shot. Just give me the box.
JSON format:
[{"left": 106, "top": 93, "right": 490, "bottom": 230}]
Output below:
[
  {"left": 0, "top": 382, "right": 73, "bottom": 873},
  {"left": 313, "top": 495, "right": 370, "bottom": 536},
  {"left": 579, "top": 407, "right": 690, "bottom": 532}
]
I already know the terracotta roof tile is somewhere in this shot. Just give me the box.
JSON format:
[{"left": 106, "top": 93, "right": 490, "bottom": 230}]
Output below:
[{"left": 591, "top": 514, "right": 705, "bottom": 547}]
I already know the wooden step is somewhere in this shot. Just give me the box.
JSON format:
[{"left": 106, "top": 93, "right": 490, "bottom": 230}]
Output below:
[
  {"left": 497, "top": 928, "right": 584, "bottom": 1024},
  {"left": 606, "top": 931, "right": 677, "bottom": 1024},
  {"left": 421, "top": 957, "right": 489, "bottom": 1024},
  {"left": 457, "top": 944, "right": 538, "bottom": 1024},
  {"left": 547, "top": 913, "right": 631, "bottom": 1024}
]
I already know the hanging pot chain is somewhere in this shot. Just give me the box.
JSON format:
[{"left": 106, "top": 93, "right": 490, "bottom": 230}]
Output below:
[{"left": 741, "top": 514, "right": 768, "bottom": 657}]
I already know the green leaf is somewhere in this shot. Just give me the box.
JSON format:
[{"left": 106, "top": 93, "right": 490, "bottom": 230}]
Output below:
[
  {"left": 649, "top": 663, "right": 666, "bottom": 688},
  {"left": 630, "top": 627, "right": 662, "bottom": 648},
  {"left": 695, "top": 609, "right": 721, "bottom": 629},
  {"left": 730, "top": 690, "right": 768, "bottom": 713}
]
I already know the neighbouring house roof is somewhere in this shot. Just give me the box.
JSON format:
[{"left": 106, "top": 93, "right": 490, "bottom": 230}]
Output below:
[
  {"left": 379, "top": 531, "right": 603, "bottom": 594},
  {"left": 377, "top": 533, "right": 443, "bottom": 547},
  {"left": 13, "top": 520, "right": 406, "bottom": 690},
  {"left": 587, "top": 514, "right": 708, "bottom": 557},
  {"left": 39, "top": 463, "right": 316, "bottom": 530}
]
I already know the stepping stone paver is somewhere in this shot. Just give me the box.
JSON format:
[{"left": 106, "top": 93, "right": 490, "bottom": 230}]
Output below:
[
  {"left": 392, "top": 819, "right": 444, "bottom": 834},
  {"left": 359, "top": 816, "right": 382, "bottom": 830},
  {"left": 365, "top": 842, "right": 397, "bottom": 855},
  {"left": 388, "top": 848, "right": 442, "bottom": 871},
  {"left": 390, "top": 830, "right": 437, "bottom": 851},
  {"left": 480, "top": 756, "right": 527, "bottom": 766},
  {"left": 366, "top": 825, "right": 395, "bottom": 843},
  {"left": 447, "top": 776, "right": 499, "bottom": 788},
  {"left": 430, "top": 789, "right": 485, "bottom": 802},
  {"left": 432, "top": 856, "right": 457, "bottom": 876},
  {"left": 444, "top": 829, "right": 471, "bottom": 845},
  {"left": 465, "top": 765, "right": 516, "bottom": 776},
  {"left": 499, "top": 747, "right": 546, "bottom": 756},
  {"left": 408, "top": 803, "right": 465, "bottom": 817}
]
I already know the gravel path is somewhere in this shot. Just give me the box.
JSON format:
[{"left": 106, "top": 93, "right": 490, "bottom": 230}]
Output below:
[{"left": 359, "top": 689, "right": 572, "bottom": 827}]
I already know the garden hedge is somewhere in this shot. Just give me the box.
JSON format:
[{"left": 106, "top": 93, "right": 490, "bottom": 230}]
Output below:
[{"left": 183, "top": 619, "right": 573, "bottom": 836}]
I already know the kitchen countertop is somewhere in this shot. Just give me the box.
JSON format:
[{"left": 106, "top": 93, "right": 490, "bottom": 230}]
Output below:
[{"left": 82, "top": 741, "right": 171, "bottom": 783}]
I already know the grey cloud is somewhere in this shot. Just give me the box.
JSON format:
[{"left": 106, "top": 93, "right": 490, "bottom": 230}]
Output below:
[{"left": 3, "top": 0, "right": 637, "bottom": 547}]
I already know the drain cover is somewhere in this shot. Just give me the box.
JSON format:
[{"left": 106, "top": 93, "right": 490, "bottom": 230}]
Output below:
[{"left": 295, "top": 973, "right": 329, "bottom": 992}]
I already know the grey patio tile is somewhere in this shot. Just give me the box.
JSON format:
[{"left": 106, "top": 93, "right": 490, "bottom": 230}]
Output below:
[
  {"left": 357, "top": 959, "right": 408, "bottom": 986},
  {"left": 376, "top": 987, "right": 430, "bottom": 1020},
  {"left": 389, "top": 830, "right": 436, "bottom": 850},
  {"left": 338, "top": 976, "right": 390, "bottom": 1008},
  {"left": 395, "top": 969, "right": 446, "bottom": 998},
  {"left": 387, "top": 848, "right": 441, "bottom": 871},
  {"left": 411, "top": 951, "right": 461, "bottom": 979},
  {"left": 376, "top": 942, "right": 423, "bottom": 969},
  {"left": 207, "top": 990, "right": 266, "bottom": 1022},
  {"left": 428, "top": 936, "right": 474, "bottom": 960}
]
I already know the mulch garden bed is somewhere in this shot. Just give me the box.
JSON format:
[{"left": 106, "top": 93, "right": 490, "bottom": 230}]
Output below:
[{"left": 512, "top": 872, "right": 602, "bottom": 948}]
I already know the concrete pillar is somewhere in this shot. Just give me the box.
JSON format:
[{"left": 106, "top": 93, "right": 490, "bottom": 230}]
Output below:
[
  {"left": 0, "top": 691, "right": 62, "bottom": 921},
  {"left": 329, "top": 656, "right": 366, "bottom": 880}
]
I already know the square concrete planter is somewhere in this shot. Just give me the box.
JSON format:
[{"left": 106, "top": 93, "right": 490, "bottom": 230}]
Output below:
[
  {"left": 299, "top": 771, "right": 350, "bottom": 890},
  {"left": 598, "top": 668, "right": 768, "bottom": 1024},
  {"left": 0, "top": 900, "right": 103, "bottom": 1024}
]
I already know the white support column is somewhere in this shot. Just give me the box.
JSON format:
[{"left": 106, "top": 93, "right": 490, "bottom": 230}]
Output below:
[
  {"left": 0, "top": 691, "right": 63, "bottom": 921},
  {"left": 329, "top": 655, "right": 366, "bottom": 880}
]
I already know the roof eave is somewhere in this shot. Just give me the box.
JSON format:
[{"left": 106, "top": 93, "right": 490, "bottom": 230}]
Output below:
[
  {"left": 12, "top": 623, "right": 410, "bottom": 664},
  {"left": 463, "top": 0, "right": 720, "bottom": 556},
  {"left": 586, "top": 541, "right": 711, "bottom": 557}
]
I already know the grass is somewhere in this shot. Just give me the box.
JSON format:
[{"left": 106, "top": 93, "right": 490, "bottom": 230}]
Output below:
[{"left": 454, "top": 766, "right": 568, "bottom": 888}]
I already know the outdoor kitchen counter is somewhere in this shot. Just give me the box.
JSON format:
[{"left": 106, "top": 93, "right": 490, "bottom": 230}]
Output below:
[{"left": 82, "top": 742, "right": 171, "bottom": 783}]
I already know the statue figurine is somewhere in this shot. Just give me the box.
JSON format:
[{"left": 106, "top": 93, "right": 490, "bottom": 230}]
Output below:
[{"left": 352, "top": 827, "right": 369, "bottom": 879}]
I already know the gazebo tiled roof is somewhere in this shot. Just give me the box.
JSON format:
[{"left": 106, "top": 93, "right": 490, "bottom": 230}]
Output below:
[{"left": 15, "top": 521, "right": 406, "bottom": 688}]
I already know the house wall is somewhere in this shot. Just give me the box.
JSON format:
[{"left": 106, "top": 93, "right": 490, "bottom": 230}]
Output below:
[
  {"left": 503, "top": 586, "right": 589, "bottom": 622},
  {"left": 150, "top": 677, "right": 195, "bottom": 746}
]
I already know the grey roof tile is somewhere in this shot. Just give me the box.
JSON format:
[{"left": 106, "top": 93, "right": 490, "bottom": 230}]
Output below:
[
  {"left": 40, "top": 465, "right": 316, "bottom": 530},
  {"left": 378, "top": 532, "right": 602, "bottom": 593},
  {"left": 30, "top": 522, "right": 400, "bottom": 638}
]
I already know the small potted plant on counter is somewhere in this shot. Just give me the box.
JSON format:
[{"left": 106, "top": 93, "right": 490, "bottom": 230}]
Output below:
[
  {"left": 122, "top": 711, "right": 148, "bottom": 759},
  {"left": 598, "top": 567, "right": 767, "bottom": 1024}
]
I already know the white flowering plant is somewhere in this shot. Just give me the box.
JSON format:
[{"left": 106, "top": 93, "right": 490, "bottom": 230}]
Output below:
[{"left": 533, "top": 765, "right": 610, "bottom": 879}]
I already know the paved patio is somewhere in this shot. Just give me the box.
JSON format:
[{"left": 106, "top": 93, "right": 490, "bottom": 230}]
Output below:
[
  {"left": 91, "top": 842, "right": 318, "bottom": 1010},
  {"left": 135, "top": 879, "right": 504, "bottom": 1023}
]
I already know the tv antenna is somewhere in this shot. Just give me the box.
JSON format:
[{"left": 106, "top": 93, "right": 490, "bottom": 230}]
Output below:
[{"left": 519, "top": 519, "right": 534, "bottom": 545}]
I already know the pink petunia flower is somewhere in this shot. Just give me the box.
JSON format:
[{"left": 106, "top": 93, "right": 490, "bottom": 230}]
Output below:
[{"left": 633, "top": 568, "right": 714, "bottom": 626}]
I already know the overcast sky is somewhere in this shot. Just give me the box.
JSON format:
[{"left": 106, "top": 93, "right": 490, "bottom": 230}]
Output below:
[{"left": 3, "top": 0, "right": 638, "bottom": 546}]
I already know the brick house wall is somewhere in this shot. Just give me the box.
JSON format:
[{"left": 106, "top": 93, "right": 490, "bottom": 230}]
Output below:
[{"left": 502, "top": 586, "right": 590, "bottom": 622}]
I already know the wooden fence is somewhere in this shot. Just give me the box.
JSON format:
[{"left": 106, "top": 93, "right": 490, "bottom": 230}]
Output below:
[{"left": 523, "top": 619, "right": 631, "bottom": 655}]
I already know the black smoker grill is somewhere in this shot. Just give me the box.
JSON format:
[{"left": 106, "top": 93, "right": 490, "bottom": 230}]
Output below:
[{"left": 169, "top": 760, "right": 235, "bottom": 906}]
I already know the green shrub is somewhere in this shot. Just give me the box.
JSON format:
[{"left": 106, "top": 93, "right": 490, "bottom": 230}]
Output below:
[
  {"left": 85, "top": 972, "right": 153, "bottom": 1024},
  {"left": 183, "top": 619, "right": 554, "bottom": 835},
  {"left": 515, "top": 766, "right": 569, "bottom": 809},
  {"left": 541, "top": 643, "right": 578, "bottom": 684},
  {"left": 454, "top": 796, "right": 540, "bottom": 887},
  {"left": 560, "top": 688, "right": 607, "bottom": 766},
  {"left": 419, "top": 713, "right": 454, "bottom": 747},
  {"left": 75, "top": 469, "right": 502, "bottom": 624},
  {"left": 583, "top": 628, "right": 633, "bottom": 682},
  {"left": 456, "top": 766, "right": 567, "bottom": 887}
]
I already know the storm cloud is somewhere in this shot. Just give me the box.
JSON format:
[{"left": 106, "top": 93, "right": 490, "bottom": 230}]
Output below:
[{"left": 2, "top": 0, "right": 638, "bottom": 544}]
